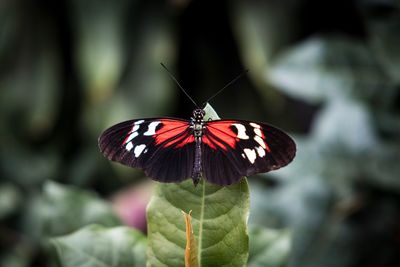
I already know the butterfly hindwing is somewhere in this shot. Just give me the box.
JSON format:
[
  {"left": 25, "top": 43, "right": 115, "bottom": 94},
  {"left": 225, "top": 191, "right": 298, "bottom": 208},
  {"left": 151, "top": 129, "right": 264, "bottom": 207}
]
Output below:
[
  {"left": 98, "top": 118, "right": 195, "bottom": 182},
  {"left": 201, "top": 120, "right": 296, "bottom": 185}
]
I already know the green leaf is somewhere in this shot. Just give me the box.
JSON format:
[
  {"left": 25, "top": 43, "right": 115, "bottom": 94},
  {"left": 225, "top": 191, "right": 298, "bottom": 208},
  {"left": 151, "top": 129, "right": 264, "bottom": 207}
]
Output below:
[
  {"left": 51, "top": 224, "right": 146, "bottom": 267},
  {"left": 80, "top": 1, "right": 176, "bottom": 139},
  {"left": 0, "top": 143, "right": 59, "bottom": 186},
  {"left": 24, "top": 181, "right": 120, "bottom": 238},
  {"left": 203, "top": 103, "right": 219, "bottom": 120},
  {"left": 231, "top": 0, "right": 301, "bottom": 109},
  {"left": 147, "top": 179, "right": 249, "bottom": 267},
  {"left": 311, "top": 99, "right": 377, "bottom": 152},
  {"left": 363, "top": 143, "right": 400, "bottom": 190},
  {"left": 248, "top": 227, "right": 291, "bottom": 267},
  {"left": 71, "top": 0, "right": 127, "bottom": 100},
  {"left": 268, "top": 35, "right": 391, "bottom": 103},
  {"left": 147, "top": 104, "right": 250, "bottom": 267},
  {"left": 361, "top": 1, "right": 400, "bottom": 84},
  {"left": 0, "top": 242, "right": 32, "bottom": 267},
  {"left": 0, "top": 183, "right": 21, "bottom": 219},
  {"left": 0, "top": 28, "right": 61, "bottom": 138}
]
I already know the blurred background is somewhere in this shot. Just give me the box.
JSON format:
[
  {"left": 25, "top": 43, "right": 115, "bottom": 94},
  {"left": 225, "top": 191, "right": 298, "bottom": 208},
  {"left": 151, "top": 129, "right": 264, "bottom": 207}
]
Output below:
[{"left": 1, "top": 0, "right": 399, "bottom": 266}]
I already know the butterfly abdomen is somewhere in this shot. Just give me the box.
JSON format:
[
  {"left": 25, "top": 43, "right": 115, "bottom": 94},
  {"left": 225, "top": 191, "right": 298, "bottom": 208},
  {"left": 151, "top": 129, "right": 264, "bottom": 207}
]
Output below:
[{"left": 192, "top": 138, "right": 202, "bottom": 186}]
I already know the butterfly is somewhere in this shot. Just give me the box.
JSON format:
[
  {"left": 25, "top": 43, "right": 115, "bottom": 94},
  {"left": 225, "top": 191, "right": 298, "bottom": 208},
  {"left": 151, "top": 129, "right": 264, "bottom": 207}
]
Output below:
[
  {"left": 98, "top": 106, "right": 296, "bottom": 186},
  {"left": 99, "top": 64, "right": 296, "bottom": 186}
]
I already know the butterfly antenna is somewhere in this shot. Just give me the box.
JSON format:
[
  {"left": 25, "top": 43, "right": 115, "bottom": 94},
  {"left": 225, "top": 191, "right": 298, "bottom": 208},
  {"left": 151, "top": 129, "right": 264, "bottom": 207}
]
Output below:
[
  {"left": 202, "top": 69, "right": 249, "bottom": 106},
  {"left": 160, "top": 63, "right": 198, "bottom": 107}
]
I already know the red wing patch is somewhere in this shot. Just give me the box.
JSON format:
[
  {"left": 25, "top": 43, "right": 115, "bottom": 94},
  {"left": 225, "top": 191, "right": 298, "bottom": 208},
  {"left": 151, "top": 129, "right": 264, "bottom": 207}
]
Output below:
[
  {"left": 153, "top": 119, "right": 194, "bottom": 147},
  {"left": 162, "top": 132, "right": 194, "bottom": 148},
  {"left": 204, "top": 121, "right": 238, "bottom": 150},
  {"left": 202, "top": 134, "right": 229, "bottom": 150}
]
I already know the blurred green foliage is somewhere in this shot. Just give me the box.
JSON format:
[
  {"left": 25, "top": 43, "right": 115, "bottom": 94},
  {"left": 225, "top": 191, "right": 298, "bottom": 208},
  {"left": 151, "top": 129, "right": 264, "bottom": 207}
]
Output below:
[
  {"left": 1, "top": 0, "right": 399, "bottom": 266},
  {"left": 51, "top": 225, "right": 147, "bottom": 267}
]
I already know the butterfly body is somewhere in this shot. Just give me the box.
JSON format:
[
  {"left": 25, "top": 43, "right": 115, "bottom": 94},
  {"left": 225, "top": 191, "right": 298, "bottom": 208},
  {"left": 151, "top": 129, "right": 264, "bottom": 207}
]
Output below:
[
  {"left": 99, "top": 107, "right": 296, "bottom": 186},
  {"left": 189, "top": 109, "right": 206, "bottom": 185}
]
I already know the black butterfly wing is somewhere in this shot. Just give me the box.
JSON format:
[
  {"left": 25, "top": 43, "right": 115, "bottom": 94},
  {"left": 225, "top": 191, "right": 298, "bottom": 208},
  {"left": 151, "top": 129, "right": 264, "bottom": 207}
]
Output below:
[
  {"left": 98, "top": 118, "right": 195, "bottom": 183},
  {"left": 201, "top": 120, "right": 296, "bottom": 185}
]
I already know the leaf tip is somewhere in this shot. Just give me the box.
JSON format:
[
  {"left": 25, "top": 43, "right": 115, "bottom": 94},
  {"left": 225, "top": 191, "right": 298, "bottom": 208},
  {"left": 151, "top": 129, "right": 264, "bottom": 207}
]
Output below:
[{"left": 182, "top": 210, "right": 198, "bottom": 267}]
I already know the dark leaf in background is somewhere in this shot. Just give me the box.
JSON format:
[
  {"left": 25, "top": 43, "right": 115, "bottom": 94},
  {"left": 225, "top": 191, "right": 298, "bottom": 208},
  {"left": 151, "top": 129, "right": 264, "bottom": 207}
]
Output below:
[
  {"left": 358, "top": 0, "right": 400, "bottom": 84},
  {"left": 23, "top": 181, "right": 120, "bottom": 240},
  {"left": 0, "top": 144, "right": 60, "bottom": 186},
  {"left": 51, "top": 225, "right": 147, "bottom": 267},
  {"left": 248, "top": 227, "right": 290, "bottom": 267},
  {"left": 0, "top": 183, "right": 21, "bottom": 219},
  {"left": 268, "top": 36, "right": 393, "bottom": 104}
]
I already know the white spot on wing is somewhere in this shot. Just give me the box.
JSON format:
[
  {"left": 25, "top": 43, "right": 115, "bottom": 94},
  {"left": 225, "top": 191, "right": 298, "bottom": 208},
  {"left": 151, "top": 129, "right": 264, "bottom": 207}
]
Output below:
[
  {"left": 126, "top": 131, "right": 139, "bottom": 143},
  {"left": 134, "top": 144, "right": 146, "bottom": 157},
  {"left": 254, "top": 135, "right": 266, "bottom": 149},
  {"left": 135, "top": 120, "right": 145, "bottom": 125},
  {"left": 254, "top": 128, "right": 262, "bottom": 137},
  {"left": 144, "top": 121, "right": 161, "bottom": 136},
  {"left": 250, "top": 122, "right": 261, "bottom": 128},
  {"left": 241, "top": 153, "right": 245, "bottom": 158},
  {"left": 244, "top": 148, "right": 257, "bottom": 164},
  {"left": 256, "top": 146, "right": 266, "bottom": 157},
  {"left": 131, "top": 125, "right": 140, "bottom": 133},
  {"left": 126, "top": 142, "right": 134, "bottom": 151},
  {"left": 232, "top": 123, "right": 249, "bottom": 139}
]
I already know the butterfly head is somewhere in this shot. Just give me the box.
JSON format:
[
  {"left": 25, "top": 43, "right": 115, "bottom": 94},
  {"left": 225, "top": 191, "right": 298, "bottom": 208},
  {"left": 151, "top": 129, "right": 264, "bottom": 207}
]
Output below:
[{"left": 193, "top": 108, "right": 205, "bottom": 122}]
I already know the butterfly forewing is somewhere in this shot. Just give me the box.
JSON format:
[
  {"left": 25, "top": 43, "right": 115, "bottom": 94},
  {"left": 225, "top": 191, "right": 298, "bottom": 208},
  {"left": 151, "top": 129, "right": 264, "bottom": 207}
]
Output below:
[
  {"left": 98, "top": 118, "right": 195, "bottom": 182},
  {"left": 201, "top": 120, "right": 296, "bottom": 185}
]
